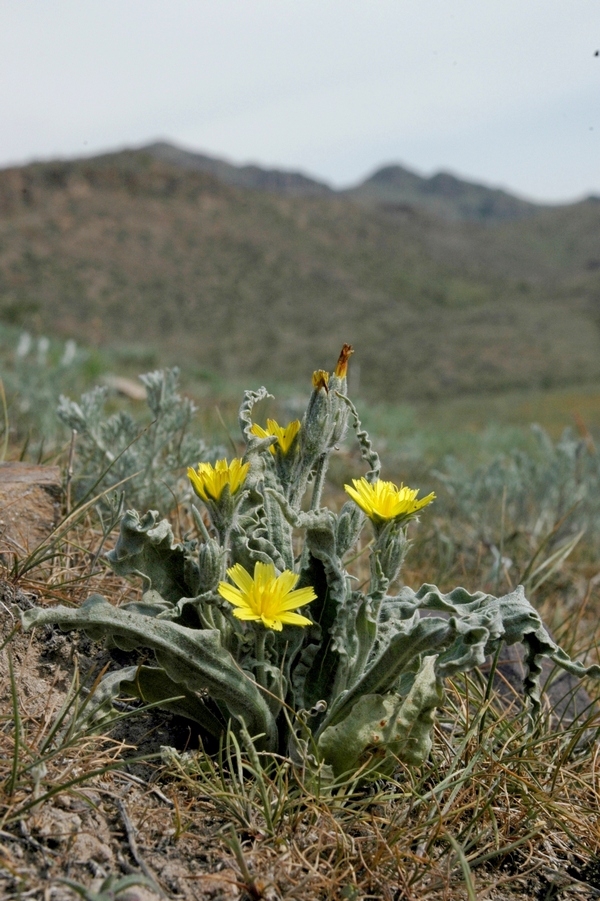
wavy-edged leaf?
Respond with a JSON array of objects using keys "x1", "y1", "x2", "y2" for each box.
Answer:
[
  {"x1": 317, "y1": 656, "x2": 443, "y2": 777},
  {"x1": 107, "y1": 509, "x2": 190, "y2": 601},
  {"x1": 20, "y1": 594, "x2": 277, "y2": 749}
]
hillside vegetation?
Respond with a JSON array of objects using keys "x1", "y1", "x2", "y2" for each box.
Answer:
[{"x1": 1, "y1": 147, "x2": 600, "y2": 403}]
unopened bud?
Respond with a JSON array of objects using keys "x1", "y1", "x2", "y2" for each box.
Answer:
[
  {"x1": 312, "y1": 370, "x2": 329, "y2": 392},
  {"x1": 197, "y1": 538, "x2": 225, "y2": 593},
  {"x1": 334, "y1": 344, "x2": 354, "y2": 379}
]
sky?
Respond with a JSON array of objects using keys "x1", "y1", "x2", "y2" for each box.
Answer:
[{"x1": 1, "y1": 1, "x2": 599, "y2": 203}]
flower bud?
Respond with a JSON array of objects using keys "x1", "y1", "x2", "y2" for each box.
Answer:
[
  {"x1": 333, "y1": 343, "x2": 354, "y2": 381},
  {"x1": 336, "y1": 500, "x2": 365, "y2": 558},
  {"x1": 301, "y1": 371, "x2": 333, "y2": 462},
  {"x1": 312, "y1": 370, "x2": 329, "y2": 392},
  {"x1": 197, "y1": 537, "x2": 225, "y2": 593},
  {"x1": 375, "y1": 521, "x2": 409, "y2": 584}
]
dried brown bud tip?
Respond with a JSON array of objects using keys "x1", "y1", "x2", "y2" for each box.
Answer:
[{"x1": 334, "y1": 344, "x2": 354, "y2": 378}]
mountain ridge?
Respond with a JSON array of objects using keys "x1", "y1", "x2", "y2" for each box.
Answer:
[
  {"x1": 343, "y1": 163, "x2": 545, "y2": 223},
  {"x1": 145, "y1": 141, "x2": 334, "y2": 199},
  {"x1": 143, "y1": 140, "x2": 549, "y2": 224}
]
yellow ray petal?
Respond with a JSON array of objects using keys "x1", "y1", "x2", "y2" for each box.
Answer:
[
  {"x1": 278, "y1": 611, "x2": 314, "y2": 627},
  {"x1": 217, "y1": 582, "x2": 247, "y2": 608},
  {"x1": 278, "y1": 586, "x2": 317, "y2": 612},
  {"x1": 226, "y1": 563, "x2": 255, "y2": 595}
]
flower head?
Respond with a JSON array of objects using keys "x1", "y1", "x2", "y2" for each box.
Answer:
[
  {"x1": 334, "y1": 343, "x2": 354, "y2": 379},
  {"x1": 250, "y1": 418, "x2": 301, "y2": 455},
  {"x1": 312, "y1": 370, "x2": 329, "y2": 392},
  {"x1": 344, "y1": 477, "x2": 435, "y2": 524},
  {"x1": 188, "y1": 458, "x2": 249, "y2": 502},
  {"x1": 218, "y1": 562, "x2": 315, "y2": 631}
]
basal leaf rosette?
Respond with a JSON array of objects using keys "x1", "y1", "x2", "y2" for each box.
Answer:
[
  {"x1": 218, "y1": 561, "x2": 315, "y2": 631},
  {"x1": 188, "y1": 457, "x2": 249, "y2": 535}
]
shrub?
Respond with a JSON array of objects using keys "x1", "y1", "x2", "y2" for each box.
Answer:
[{"x1": 21, "y1": 347, "x2": 600, "y2": 782}]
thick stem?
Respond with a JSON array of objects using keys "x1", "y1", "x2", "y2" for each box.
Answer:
[
  {"x1": 220, "y1": 525, "x2": 232, "y2": 575},
  {"x1": 255, "y1": 628, "x2": 267, "y2": 688},
  {"x1": 288, "y1": 460, "x2": 313, "y2": 510},
  {"x1": 310, "y1": 453, "x2": 329, "y2": 511}
]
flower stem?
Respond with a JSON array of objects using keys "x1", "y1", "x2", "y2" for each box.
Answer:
[
  {"x1": 255, "y1": 628, "x2": 267, "y2": 687},
  {"x1": 310, "y1": 453, "x2": 329, "y2": 510}
]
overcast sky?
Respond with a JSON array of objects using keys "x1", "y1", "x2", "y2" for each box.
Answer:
[{"x1": 1, "y1": 1, "x2": 599, "y2": 202}]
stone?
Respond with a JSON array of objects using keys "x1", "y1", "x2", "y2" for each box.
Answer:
[
  {"x1": 485, "y1": 641, "x2": 595, "y2": 725},
  {"x1": 103, "y1": 374, "x2": 147, "y2": 401},
  {"x1": 0, "y1": 462, "x2": 62, "y2": 559}
]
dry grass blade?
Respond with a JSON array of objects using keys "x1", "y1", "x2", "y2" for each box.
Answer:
[
  {"x1": 444, "y1": 832, "x2": 477, "y2": 901},
  {"x1": 3, "y1": 604, "x2": 600, "y2": 898},
  {"x1": 5, "y1": 651, "x2": 21, "y2": 799},
  {"x1": 0, "y1": 378, "x2": 9, "y2": 463},
  {"x1": 12, "y1": 467, "x2": 141, "y2": 579},
  {"x1": 153, "y1": 680, "x2": 600, "y2": 898},
  {"x1": 527, "y1": 530, "x2": 585, "y2": 595}
]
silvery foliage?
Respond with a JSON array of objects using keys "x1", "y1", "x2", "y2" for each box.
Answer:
[
  {"x1": 2, "y1": 331, "x2": 83, "y2": 450},
  {"x1": 22, "y1": 365, "x2": 600, "y2": 781},
  {"x1": 57, "y1": 367, "x2": 220, "y2": 511},
  {"x1": 438, "y1": 425, "x2": 600, "y2": 547}
]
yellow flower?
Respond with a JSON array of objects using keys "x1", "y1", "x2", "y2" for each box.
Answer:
[
  {"x1": 250, "y1": 418, "x2": 301, "y2": 455},
  {"x1": 344, "y1": 477, "x2": 435, "y2": 524},
  {"x1": 334, "y1": 343, "x2": 354, "y2": 378},
  {"x1": 188, "y1": 458, "x2": 249, "y2": 502},
  {"x1": 312, "y1": 370, "x2": 329, "y2": 392},
  {"x1": 218, "y1": 562, "x2": 315, "y2": 631}
]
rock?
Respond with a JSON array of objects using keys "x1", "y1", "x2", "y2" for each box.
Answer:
[
  {"x1": 103, "y1": 374, "x2": 147, "y2": 401},
  {"x1": 485, "y1": 641, "x2": 595, "y2": 725},
  {"x1": 0, "y1": 462, "x2": 62, "y2": 558},
  {"x1": 33, "y1": 806, "x2": 82, "y2": 842},
  {"x1": 70, "y1": 832, "x2": 114, "y2": 865}
]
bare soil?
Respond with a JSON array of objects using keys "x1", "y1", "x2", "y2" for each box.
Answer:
[{"x1": 0, "y1": 580, "x2": 247, "y2": 901}]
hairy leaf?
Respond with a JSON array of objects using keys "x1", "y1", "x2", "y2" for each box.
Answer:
[{"x1": 20, "y1": 595, "x2": 277, "y2": 748}]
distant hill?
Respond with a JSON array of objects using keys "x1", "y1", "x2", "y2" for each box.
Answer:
[
  {"x1": 1, "y1": 147, "x2": 600, "y2": 403},
  {"x1": 145, "y1": 141, "x2": 546, "y2": 224},
  {"x1": 145, "y1": 141, "x2": 334, "y2": 198},
  {"x1": 344, "y1": 164, "x2": 544, "y2": 223}
]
